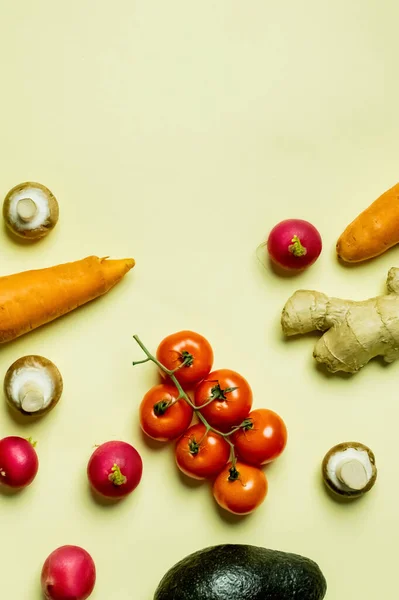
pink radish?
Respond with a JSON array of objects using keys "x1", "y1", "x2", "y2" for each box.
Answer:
[
  {"x1": 41, "y1": 545, "x2": 96, "y2": 600},
  {"x1": 0, "y1": 436, "x2": 38, "y2": 488},
  {"x1": 267, "y1": 219, "x2": 322, "y2": 271},
  {"x1": 87, "y1": 440, "x2": 143, "y2": 499}
]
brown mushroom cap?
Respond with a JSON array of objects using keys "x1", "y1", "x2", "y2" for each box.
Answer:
[
  {"x1": 322, "y1": 441, "x2": 377, "y2": 499},
  {"x1": 4, "y1": 355, "x2": 63, "y2": 417},
  {"x1": 3, "y1": 182, "x2": 59, "y2": 239}
]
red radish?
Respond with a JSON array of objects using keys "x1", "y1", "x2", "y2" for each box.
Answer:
[
  {"x1": 0, "y1": 436, "x2": 38, "y2": 488},
  {"x1": 87, "y1": 440, "x2": 143, "y2": 499},
  {"x1": 267, "y1": 219, "x2": 322, "y2": 271},
  {"x1": 41, "y1": 545, "x2": 96, "y2": 600}
]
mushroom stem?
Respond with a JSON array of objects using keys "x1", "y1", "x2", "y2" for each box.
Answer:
[
  {"x1": 336, "y1": 458, "x2": 368, "y2": 491},
  {"x1": 19, "y1": 382, "x2": 45, "y2": 413},
  {"x1": 17, "y1": 198, "x2": 38, "y2": 222}
]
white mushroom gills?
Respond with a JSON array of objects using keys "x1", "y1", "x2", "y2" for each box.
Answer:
[
  {"x1": 16, "y1": 198, "x2": 38, "y2": 222},
  {"x1": 326, "y1": 447, "x2": 374, "y2": 493},
  {"x1": 6, "y1": 185, "x2": 51, "y2": 231},
  {"x1": 8, "y1": 363, "x2": 56, "y2": 413}
]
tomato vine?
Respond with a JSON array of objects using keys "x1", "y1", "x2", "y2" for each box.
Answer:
[{"x1": 132, "y1": 334, "x2": 248, "y2": 469}]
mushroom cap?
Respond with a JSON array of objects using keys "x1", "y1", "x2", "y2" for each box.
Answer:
[
  {"x1": 4, "y1": 355, "x2": 63, "y2": 417},
  {"x1": 3, "y1": 181, "x2": 59, "y2": 239},
  {"x1": 322, "y1": 441, "x2": 377, "y2": 499}
]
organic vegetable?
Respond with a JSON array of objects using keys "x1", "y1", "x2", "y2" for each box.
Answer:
[
  {"x1": 87, "y1": 440, "x2": 143, "y2": 499},
  {"x1": 175, "y1": 424, "x2": 230, "y2": 480},
  {"x1": 154, "y1": 544, "x2": 327, "y2": 600},
  {"x1": 0, "y1": 255, "x2": 134, "y2": 344},
  {"x1": 133, "y1": 336, "x2": 240, "y2": 473},
  {"x1": 4, "y1": 355, "x2": 63, "y2": 416},
  {"x1": 337, "y1": 181, "x2": 399, "y2": 262},
  {"x1": 3, "y1": 181, "x2": 59, "y2": 240},
  {"x1": 194, "y1": 369, "x2": 253, "y2": 431},
  {"x1": 140, "y1": 384, "x2": 193, "y2": 441},
  {"x1": 133, "y1": 335, "x2": 279, "y2": 515},
  {"x1": 267, "y1": 219, "x2": 322, "y2": 271},
  {"x1": 213, "y1": 461, "x2": 267, "y2": 515},
  {"x1": 156, "y1": 331, "x2": 213, "y2": 386},
  {"x1": 281, "y1": 267, "x2": 399, "y2": 373},
  {"x1": 232, "y1": 409, "x2": 287, "y2": 465},
  {"x1": 322, "y1": 442, "x2": 377, "y2": 499},
  {"x1": 41, "y1": 545, "x2": 96, "y2": 600},
  {"x1": 0, "y1": 436, "x2": 38, "y2": 488}
]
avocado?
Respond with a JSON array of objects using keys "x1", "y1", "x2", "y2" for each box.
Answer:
[{"x1": 154, "y1": 544, "x2": 327, "y2": 600}]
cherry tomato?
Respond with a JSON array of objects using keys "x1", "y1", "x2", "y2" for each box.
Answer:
[
  {"x1": 232, "y1": 409, "x2": 287, "y2": 465},
  {"x1": 194, "y1": 369, "x2": 253, "y2": 431},
  {"x1": 139, "y1": 384, "x2": 193, "y2": 442},
  {"x1": 213, "y1": 462, "x2": 268, "y2": 515},
  {"x1": 156, "y1": 331, "x2": 214, "y2": 386},
  {"x1": 175, "y1": 424, "x2": 230, "y2": 480}
]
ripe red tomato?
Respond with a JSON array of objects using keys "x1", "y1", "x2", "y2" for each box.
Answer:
[
  {"x1": 232, "y1": 409, "x2": 287, "y2": 465},
  {"x1": 213, "y1": 462, "x2": 268, "y2": 515},
  {"x1": 194, "y1": 369, "x2": 253, "y2": 431},
  {"x1": 175, "y1": 423, "x2": 230, "y2": 480},
  {"x1": 156, "y1": 331, "x2": 214, "y2": 386},
  {"x1": 139, "y1": 384, "x2": 193, "y2": 441}
]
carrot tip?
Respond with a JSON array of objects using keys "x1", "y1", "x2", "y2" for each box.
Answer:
[{"x1": 100, "y1": 256, "x2": 135, "y2": 270}]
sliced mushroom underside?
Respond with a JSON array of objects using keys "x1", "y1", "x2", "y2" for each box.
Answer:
[{"x1": 4, "y1": 355, "x2": 63, "y2": 416}]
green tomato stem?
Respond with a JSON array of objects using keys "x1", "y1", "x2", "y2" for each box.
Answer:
[
  {"x1": 154, "y1": 400, "x2": 171, "y2": 416},
  {"x1": 132, "y1": 357, "x2": 151, "y2": 366},
  {"x1": 172, "y1": 351, "x2": 194, "y2": 371},
  {"x1": 133, "y1": 335, "x2": 238, "y2": 467},
  {"x1": 197, "y1": 396, "x2": 217, "y2": 408},
  {"x1": 228, "y1": 465, "x2": 240, "y2": 481}
]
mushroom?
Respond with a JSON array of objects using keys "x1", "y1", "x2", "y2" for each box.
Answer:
[
  {"x1": 322, "y1": 442, "x2": 377, "y2": 499},
  {"x1": 4, "y1": 355, "x2": 63, "y2": 417},
  {"x1": 3, "y1": 182, "x2": 59, "y2": 239}
]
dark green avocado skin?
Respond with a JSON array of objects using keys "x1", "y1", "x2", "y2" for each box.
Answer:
[{"x1": 154, "y1": 544, "x2": 327, "y2": 600}]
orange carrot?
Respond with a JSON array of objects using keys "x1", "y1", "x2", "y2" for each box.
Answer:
[
  {"x1": 337, "y1": 182, "x2": 399, "y2": 262},
  {"x1": 0, "y1": 256, "x2": 135, "y2": 343}
]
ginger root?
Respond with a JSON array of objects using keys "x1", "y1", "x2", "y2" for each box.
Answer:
[{"x1": 281, "y1": 268, "x2": 399, "y2": 373}]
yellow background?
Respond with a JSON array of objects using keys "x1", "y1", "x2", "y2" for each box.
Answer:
[{"x1": 0, "y1": 1, "x2": 397, "y2": 598}]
